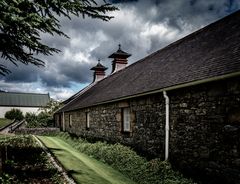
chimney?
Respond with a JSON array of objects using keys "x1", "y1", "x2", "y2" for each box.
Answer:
[
  {"x1": 90, "y1": 60, "x2": 108, "y2": 83},
  {"x1": 108, "y1": 44, "x2": 131, "y2": 73}
]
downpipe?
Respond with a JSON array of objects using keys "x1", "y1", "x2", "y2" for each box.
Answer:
[{"x1": 163, "y1": 91, "x2": 169, "y2": 160}]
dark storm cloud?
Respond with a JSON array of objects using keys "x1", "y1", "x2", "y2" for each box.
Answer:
[
  {"x1": 57, "y1": 61, "x2": 92, "y2": 85},
  {"x1": 4, "y1": 67, "x2": 39, "y2": 83},
  {"x1": 123, "y1": 0, "x2": 239, "y2": 51},
  {"x1": 0, "y1": 58, "x2": 41, "y2": 83},
  {"x1": 0, "y1": 0, "x2": 239, "y2": 99},
  {"x1": 110, "y1": 0, "x2": 239, "y2": 32},
  {"x1": 38, "y1": 53, "x2": 93, "y2": 87},
  {"x1": 0, "y1": 53, "x2": 93, "y2": 88},
  {"x1": 109, "y1": 0, "x2": 138, "y2": 3},
  {"x1": 41, "y1": 33, "x2": 70, "y2": 51},
  {"x1": 43, "y1": 0, "x2": 240, "y2": 68}
]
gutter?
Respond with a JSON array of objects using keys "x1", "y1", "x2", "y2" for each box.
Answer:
[{"x1": 163, "y1": 91, "x2": 169, "y2": 160}]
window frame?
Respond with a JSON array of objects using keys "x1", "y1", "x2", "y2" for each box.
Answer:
[
  {"x1": 86, "y1": 112, "x2": 90, "y2": 130},
  {"x1": 122, "y1": 107, "x2": 131, "y2": 132},
  {"x1": 69, "y1": 114, "x2": 72, "y2": 128}
]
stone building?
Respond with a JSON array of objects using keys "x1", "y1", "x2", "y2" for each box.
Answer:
[{"x1": 55, "y1": 10, "x2": 240, "y2": 183}]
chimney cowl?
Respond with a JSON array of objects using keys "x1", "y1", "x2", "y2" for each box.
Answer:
[
  {"x1": 90, "y1": 60, "x2": 107, "y2": 83},
  {"x1": 108, "y1": 44, "x2": 131, "y2": 73},
  {"x1": 108, "y1": 44, "x2": 131, "y2": 59}
]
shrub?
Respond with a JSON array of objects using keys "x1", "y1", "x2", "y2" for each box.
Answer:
[
  {"x1": 25, "y1": 112, "x2": 38, "y2": 128},
  {"x1": 37, "y1": 112, "x2": 54, "y2": 127},
  {"x1": 25, "y1": 112, "x2": 54, "y2": 128},
  {"x1": 5, "y1": 109, "x2": 24, "y2": 121},
  {"x1": 0, "y1": 173, "x2": 12, "y2": 184},
  {"x1": 57, "y1": 133, "x2": 194, "y2": 184},
  {"x1": 0, "y1": 135, "x2": 65, "y2": 183}
]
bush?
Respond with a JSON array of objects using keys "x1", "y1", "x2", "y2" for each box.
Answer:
[
  {"x1": 57, "y1": 133, "x2": 194, "y2": 184},
  {"x1": 0, "y1": 135, "x2": 65, "y2": 183},
  {"x1": 25, "y1": 112, "x2": 38, "y2": 127},
  {"x1": 25, "y1": 112, "x2": 54, "y2": 128},
  {"x1": 5, "y1": 109, "x2": 24, "y2": 121},
  {"x1": 37, "y1": 112, "x2": 54, "y2": 127}
]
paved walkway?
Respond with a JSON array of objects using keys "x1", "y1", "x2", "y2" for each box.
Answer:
[{"x1": 38, "y1": 136, "x2": 135, "y2": 184}]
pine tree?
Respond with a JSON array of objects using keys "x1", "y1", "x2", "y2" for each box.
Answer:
[{"x1": 0, "y1": 0, "x2": 118, "y2": 75}]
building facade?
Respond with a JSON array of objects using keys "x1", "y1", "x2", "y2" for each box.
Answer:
[
  {"x1": 55, "y1": 11, "x2": 240, "y2": 183},
  {"x1": 0, "y1": 92, "x2": 50, "y2": 118}
]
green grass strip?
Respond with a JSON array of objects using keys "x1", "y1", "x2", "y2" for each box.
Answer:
[
  {"x1": 38, "y1": 136, "x2": 136, "y2": 184},
  {"x1": 0, "y1": 118, "x2": 12, "y2": 128}
]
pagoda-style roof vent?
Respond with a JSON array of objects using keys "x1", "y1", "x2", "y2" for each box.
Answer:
[
  {"x1": 108, "y1": 44, "x2": 131, "y2": 59},
  {"x1": 108, "y1": 44, "x2": 131, "y2": 73},
  {"x1": 90, "y1": 60, "x2": 108, "y2": 83},
  {"x1": 91, "y1": 60, "x2": 108, "y2": 71}
]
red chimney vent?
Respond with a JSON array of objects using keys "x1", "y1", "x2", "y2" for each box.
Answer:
[
  {"x1": 90, "y1": 60, "x2": 108, "y2": 83},
  {"x1": 108, "y1": 44, "x2": 131, "y2": 73}
]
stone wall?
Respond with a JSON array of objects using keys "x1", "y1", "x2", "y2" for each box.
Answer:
[
  {"x1": 57, "y1": 76, "x2": 240, "y2": 183},
  {"x1": 63, "y1": 97, "x2": 166, "y2": 158},
  {"x1": 15, "y1": 128, "x2": 60, "y2": 135},
  {"x1": 169, "y1": 77, "x2": 240, "y2": 183}
]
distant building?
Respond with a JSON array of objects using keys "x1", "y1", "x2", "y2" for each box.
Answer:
[
  {"x1": 55, "y1": 10, "x2": 240, "y2": 183},
  {"x1": 0, "y1": 92, "x2": 50, "y2": 118}
]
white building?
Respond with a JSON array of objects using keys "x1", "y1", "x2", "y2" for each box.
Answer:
[{"x1": 0, "y1": 92, "x2": 50, "y2": 118}]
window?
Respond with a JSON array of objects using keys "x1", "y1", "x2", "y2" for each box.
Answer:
[
  {"x1": 58, "y1": 114, "x2": 61, "y2": 128},
  {"x1": 122, "y1": 108, "x2": 131, "y2": 132},
  {"x1": 69, "y1": 114, "x2": 72, "y2": 128},
  {"x1": 86, "y1": 112, "x2": 90, "y2": 129}
]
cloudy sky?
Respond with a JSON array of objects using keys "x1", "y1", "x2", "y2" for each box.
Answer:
[{"x1": 0, "y1": 0, "x2": 239, "y2": 100}]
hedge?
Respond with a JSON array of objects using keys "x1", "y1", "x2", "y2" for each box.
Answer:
[{"x1": 57, "y1": 132, "x2": 195, "y2": 184}]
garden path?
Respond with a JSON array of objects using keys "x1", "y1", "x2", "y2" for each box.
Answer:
[{"x1": 38, "y1": 136, "x2": 135, "y2": 184}]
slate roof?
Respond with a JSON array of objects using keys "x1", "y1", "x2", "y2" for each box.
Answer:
[
  {"x1": 0, "y1": 92, "x2": 50, "y2": 107},
  {"x1": 59, "y1": 10, "x2": 240, "y2": 113}
]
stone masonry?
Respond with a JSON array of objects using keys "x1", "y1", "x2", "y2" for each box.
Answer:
[
  {"x1": 169, "y1": 76, "x2": 240, "y2": 183},
  {"x1": 58, "y1": 76, "x2": 240, "y2": 184},
  {"x1": 63, "y1": 97, "x2": 165, "y2": 158}
]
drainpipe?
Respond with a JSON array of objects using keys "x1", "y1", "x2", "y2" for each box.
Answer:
[
  {"x1": 62, "y1": 111, "x2": 65, "y2": 131},
  {"x1": 163, "y1": 91, "x2": 169, "y2": 160}
]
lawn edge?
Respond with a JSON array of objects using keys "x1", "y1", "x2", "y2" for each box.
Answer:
[
  {"x1": 0, "y1": 119, "x2": 15, "y2": 131},
  {"x1": 33, "y1": 135, "x2": 76, "y2": 184}
]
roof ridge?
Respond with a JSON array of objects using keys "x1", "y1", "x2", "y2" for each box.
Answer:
[{"x1": 0, "y1": 91, "x2": 49, "y2": 95}]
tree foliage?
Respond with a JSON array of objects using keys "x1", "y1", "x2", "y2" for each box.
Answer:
[
  {"x1": 25, "y1": 112, "x2": 54, "y2": 127},
  {"x1": 0, "y1": 0, "x2": 118, "y2": 75},
  {"x1": 39, "y1": 99, "x2": 62, "y2": 116},
  {"x1": 25, "y1": 99, "x2": 62, "y2": 127},
  {"x1": 5, "y1": 108, "x2": 24, "y2": 121}
]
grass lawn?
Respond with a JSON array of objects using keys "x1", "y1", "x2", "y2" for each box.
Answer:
[
  {"x1": 38, "y1": 136, "x2": 136, "y2": 184},
  {"x1": 0, "y1": 118, "x2": 12, "y2": 128}
]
